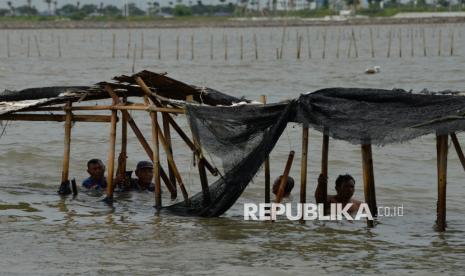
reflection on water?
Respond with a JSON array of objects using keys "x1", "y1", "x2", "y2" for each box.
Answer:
[{"x1": 1, "y1": 25, "x2": 465, "y2": 274}]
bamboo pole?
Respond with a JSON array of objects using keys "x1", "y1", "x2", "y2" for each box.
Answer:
[
  {"x1": 422, "y1": 28, "x2": 427, "y2": 57},
  {"x1": 280, "y1": 28, "x2": 286, "y2": 59},
  {"x1": 370, "y1": 28, "x2": 375, "y2": 58},
  {"x1": 300, "y1": 127, "x2": 309, "y2": 223},
  {"x1": 361, "y1": 143, "x2": 377, "y2": 228},
  {"x1": 240, "y1": 34, "x2": 244, "y2": 60},
  {"x1": 336, "y1": 29, "x2": 340, "y2": 59},
  {"x1": 398, "y1": 29, "x2": 402, "y2": 58},
  {"x1": 131, "y1": 43, "x2": 137, "y2": 73},
  {"x1": 61, "y1": 102, "x2": 73, "y2": 184},
  {"x1": 58, "y1": 35, "x2": 62, "y2": 57},
  {"x1": 351, "y1": 29, "x2": 358, "y2": 58},
  {"x1": 307, "y1": 28, "x2": 311, "y2": 59},
  {"x1": 27, "y1": 36, "x2": 31, "y2": 57},
  {"x1": 136, "y1": 77, "x2": 190, "y2": 204},
  {"x1": 387, "y1": 30, "x2": 392, "y2": 58},
  {"x1": 158, "y1": 35, "x2": 161, "y2": 60},
  {"x1": 224, "y1": 34, "x2": 228, "y2": 60},
  {"x1": 34, "y1": 35, "x2": 41, "y2": 57},
  {"x1": 112, "y1": 33, "x2": 116, "y2": 58},
  {"x1": 438, "y1": 28, "x2": 442, "y2": 56},
  {"x1": 126, "y1": 32, "x2": 131, "y2": 59},
  {"x1": 105, "y1": 87, "x2": 118, "y2": 201},
  {"x1": 6, "y1": 33, "x2": 10, "y2": 57},
  {"x1": 191, "y1": 34, "x2": 194, "y2": 60},
  {"x1": 0, "y1": 114, "x2": 113, "y2": 122},
  {"x1": 23, "y1": 105, "x2": 184, "y2": 114},
  {"x1": 150, "y1": 105, "x2": 162, "y2": 210},
  {"x1": 322, "y1": 31, "x2": 326, "y2": 59},
  {"x1": 210, "y1": 34, "x2": 214, "y2": 60},
  {"x1": 275, "y1": 151, "x2": 295, "y2": 204},
  {"x1": 410, "y1": 28, "x2": 414, "y2": 57},
  {"x1": 436, "y1": 134, "x2": 448, "y2": 231},
  {"x1": 450, "y1": 29, "x2": 454, "y2": 56},
  {"x1": 450, "y1": 133, "x2": 465, "y2": 171},
  {"x1": 163, "y1": 113, "x2": 176, "y2": 191},
  {"x1": 253, "y1": 33, "x2": 258, "y2": 60},
  {"x1": 176, "y1": 35, "x2": 180, "y2": 60},
  {"x1": 321, "y1": 133, "x2": 329, "y2": 206},
  {"x1": 260, "y1": 95, "x2": 271, "y2": 204},
  {"x1": 140, "y1": 32, "x2": 144, "y2": 59}
]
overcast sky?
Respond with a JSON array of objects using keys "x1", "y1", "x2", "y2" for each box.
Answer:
[{"x1": 0, "y1": 0, "x2": 238, "y2": 10}]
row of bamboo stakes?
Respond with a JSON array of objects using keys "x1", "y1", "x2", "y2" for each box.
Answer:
[
  {"x1": 1, "y1": 26, "x2": 461, "y2": 60},
  {"x1": 2, "y1": 87, "x2": 465, "y2": 231}
]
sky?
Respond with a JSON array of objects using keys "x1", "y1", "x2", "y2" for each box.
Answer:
[{"x1": 0, "y1": 0, "x2": 237, "y2": 10}]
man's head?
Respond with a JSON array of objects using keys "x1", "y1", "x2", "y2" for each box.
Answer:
[
  {"x1": 135, "y1": 161, "x2": 154, "y2": 185},
  {"x1": 87, "y1": 159, "x2": 105, "y2": 180},
  {"x1": 272, "y1": 175, "x2": 295, "y2": 197},
  {"x1": 335, "y1": 174, "x2": 355, "y2": 201}
]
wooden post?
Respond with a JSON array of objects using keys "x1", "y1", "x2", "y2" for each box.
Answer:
[
  {"x1": 410, "y1": 28, "x2": 414, "y2": 57},
  {"x1": 438, "y1": 29, "x2": 442, "y2": 56},
  {"x1": 163, "y1": 113, "x2": 176, "y2": 192},
  {"x1": 112, "y1": 33, "x2": 116, "y2": 58},
  {"x1": 224, "y1": 34, "x2": 228, "y2": 61},
  {"x1": 422, "y1": 28, "x2": 427, "y2": 57},
  {"x1": 336, "y1": 29, "x2": 340, "y2": 59},
  {"x1": 361, "y1": 143, "x2": 377, "y2": 228},
  {"x1": 275, "y1": 151, "x2": 295, "y2": 203},
  {"x1": 253, "y1": 33, "x2": 258, "y2": 60},
  {"x1": 176, "y1": 35, "x2": 180, "y2": 60},
  {"x1": 398, "y1": 29, "x2": 402, "y2": 58},
  {"x1": 131, "y1": 43, "x2": 137, "y2": 73},
  {"x1": 140, "y1": 32, "x2": 144, "y2": 59},
  {"x1": 117, "y1": 99, "x2": 128, "y2": 186},
  {"x1": 27, "y1": 36, "x2": 31, "y2": 57},
  {"x1": 34, "y1": 35, "x2": 41, "y2": 57},
  {"x1": 191, "y1": 34, "x2": 194, "y2": 60},
  {"x1": 307, "y1": 28, "x2": 311, "y2": 59},
  {"x1": 370, "y1": 28, "x2": 374, "y2": 58},
  {"x1": 150, "y1": 108, "x2": 162, "y2": 210},
  {"x1": 260, "y1": 95, "x2": 271, "y2": 204},
  {"x1": 61, "y1": 102, "x2": 73, "y2": 184},
  {"x1": 322, "y1": 31, "x2": 326, "y2": 59},
  {"x1": 240, "y1": 34, "x2": 243, "y2": 60},
  {"x1": 158, "y1": 35, "x2": 161, "y2": 60},
  {"x1": 387, "y1": 30, "x2": 392, "y2": 58},
  {"x1": 450, "y1": 29, "x2": 454, "y2": 56},
  {"x1": 450, "y1": 133, "x2": 465, "y2": 171},
  {"x1": 300, "y1": 127, "x2": 309, "y2": 222},
  {"x1": 436, "y1": 134, "x2": 448, "y2": 231},
  {"x1": 351, "y1": 29, "x2": 358, "y2": 58},
  {"x1": 105, "y1": 89, "x2": 118, "y2": 201},
  {"x1": 126, "y1": 32, "x2": 131, "y2": 59},
  {"x1": 6, "y1": 33, "x2": 10, "y2": 57},
  {"x1": 321, "y1": 133, "x2": 329, "y2": 205},
  {"x1": 210, "y1": 34, "x2": 214, "y2": 60},
  {"x1": 58, "y1": 35, "x2": 62, "y2": 57}
]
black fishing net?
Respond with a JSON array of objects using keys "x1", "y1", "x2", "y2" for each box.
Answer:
[{"x1": 167, "y1": 88, "x2": 465, "y2": 217}]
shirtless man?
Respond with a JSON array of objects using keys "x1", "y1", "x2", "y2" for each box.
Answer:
[{"x1": 315, "y1": 173, "x2": 362, "y2": 214}]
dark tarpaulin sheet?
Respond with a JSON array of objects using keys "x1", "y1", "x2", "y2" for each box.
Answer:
[{"x1": 166, "y1": 88, "x2": 465, "y2": 217}]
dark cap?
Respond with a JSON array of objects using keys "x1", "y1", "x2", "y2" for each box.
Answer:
[{"x1": 136, "y1": 161, "x2": 153, "y2": 170}]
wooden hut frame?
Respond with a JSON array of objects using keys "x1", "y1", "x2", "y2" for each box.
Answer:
[{"x1": 1, "y1": 72, "x2": 464, "y2": 232}]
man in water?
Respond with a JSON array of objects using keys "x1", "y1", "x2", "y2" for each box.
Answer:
[
  {"x1": 315, "y1": 174, "x2": 362, "y2": 214},
  {"x1": 272, "y1": 175, "x2": 294, "y2": 202},
  {"x1": 118, "y1": 161, "x2": 155, "y2": 192},
  {"x1": 82, "y1": 159, "x2": 107, "y2": 190}
]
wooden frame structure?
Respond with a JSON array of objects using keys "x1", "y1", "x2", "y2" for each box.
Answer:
[{"x1": 1, "y1": 75, "x2": 464, "y2": 232}]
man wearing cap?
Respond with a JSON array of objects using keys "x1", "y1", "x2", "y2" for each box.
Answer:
[{"x1": 119, "y1": 161, "x2": 155, "y2": 192}]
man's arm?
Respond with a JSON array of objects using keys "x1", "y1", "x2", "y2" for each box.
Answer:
[{"x1": 314, "y1": 174, "x2": 328, "y2": 204}]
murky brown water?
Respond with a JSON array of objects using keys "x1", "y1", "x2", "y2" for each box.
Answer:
[{"x1": 1, "y1": 25, "x2": 465, "y2": 275}]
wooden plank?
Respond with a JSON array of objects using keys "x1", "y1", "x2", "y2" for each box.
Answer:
[
  {"x1": 61, "y1": 102, "x2": 72, "y2": 184},
  {"x1": 0, "y1": 114, "x2": 113, "y2": 123}
]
